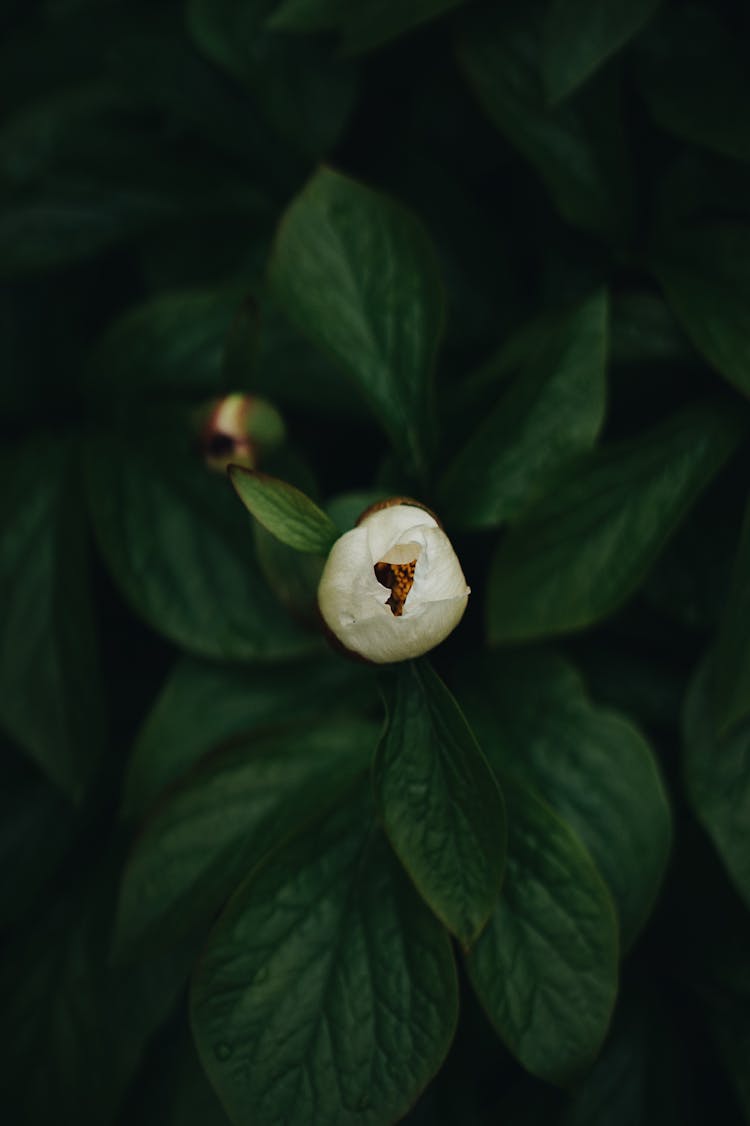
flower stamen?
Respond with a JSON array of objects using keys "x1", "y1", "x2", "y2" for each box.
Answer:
[{"x1": 374, "y1": 559, "x2": 417, "y2": 616}]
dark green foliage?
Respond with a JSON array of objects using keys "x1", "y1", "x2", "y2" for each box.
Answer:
[
  {"x1": 4, "y1": 0, "x2": 750, "y2": 1123},
  {"x1": 191, "y1": 787, "x2": 458, "y2": 1125},
  {"x1": 374, "y1": 660, "x2": 506, "y2": 946}
]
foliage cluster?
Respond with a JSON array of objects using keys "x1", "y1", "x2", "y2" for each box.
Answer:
[{"x1": 3, "y1": 1, "x2": 750, "y2": 1123}]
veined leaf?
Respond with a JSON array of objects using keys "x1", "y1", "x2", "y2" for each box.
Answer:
[
  {"x1": 269, "y1": 167, "x2": 443, "y2": 480},
  {"x1": 374, "y1": 660, "x2": 506, "y2": 946},
  {"x1": 229, "y1": 466, "x2": 339, "y2": 554},
  {"x1": 487, "y1": 403, "x2": 744, "y2": 643},
  {"x1": 191, "y1": 787, "x2": 458, "y2": 1125},
  {"x1": 122, "y1": 653, "x2": 374, "y2": 819},
  {"x1": 466, "y1": 777, "x2": 618, "y2": 1083},
  {"x1": 455, "y1": 650, "x2": 672, "y2": 949},
  {"x1": 437, "y1": 290, "x2": 607, "y2": 530},
  {"x1": 114, "y1": 718, "x2": 378, "y2": 959},
  {"x1": 85, "y1": 433, "x2": 317, "y2": 662}
]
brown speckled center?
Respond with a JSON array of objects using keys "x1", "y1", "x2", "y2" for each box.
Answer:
[{"x1": 374, "y1": 559, "x2": 417, "y2": 617}]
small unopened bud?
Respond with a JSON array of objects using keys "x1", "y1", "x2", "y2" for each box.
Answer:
[
  {"x1": 318, "y1": 499, "x2": 470, "y2": 664},
  {"x1": 198, "y1": 393, "x2": 285, "y2": 473}
]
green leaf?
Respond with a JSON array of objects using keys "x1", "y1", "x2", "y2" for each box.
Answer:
[
  {"x1": 374, "y1": 660, "x2": 506, "y2": 947},
  {"x1": 458, "y1": 3, "x2": 632, "y2": 238},
  {"x1": 684, "y1": 659, "x2": 750, "y2": 911},
  {"x1": 455, "y1": 651, "x2": 672, "y2": 949},
  {"x1": 466, "y1": 777, "x2": 618, "y2": 1084},
  {"x1": 85, "y1": 433, "x2": 317, "y2": 662},
  {"x1": 0, "y1": 437, "x2": 104, "y2": 801},
  {"x1": 653, "y1": 224, "x2": 750, "y2": 401},
  {"x1": 636, "y1": 5, "x2": 750, "y2": 163},
  {"x1": 269, "y1": 0, "x2": 466, "y2": 54},
  {"x1": 269, "y1": 167, "x2": 444, "y2": 479},
  {"x1": 84, "y1": 287, "x2": 245, "y2": 404},
  {"x1": 437, "y1": 291, "x2": 607, "y2": 530},
  {"x1": 190, "y1": 788, "x2": 458, "y2": 1125},
  {"x1": 187, "y1": 0, "x2": 358, "y2": 158},
  {"x1": 122, "y1": 653, "x2": 375, "y2": 819},
  {"x1": 253, "y1": 296, "x2": 369, "y2": 420},
  {"x1": 487, "y1": 403, "x2": 744, "y2": 643},
  {"x1": 711, "y1": 495, "x2": 750, "y2": 734},
  {"x1": 114, "y1": 717, "x2": 378, "y2": 959},
  {"x1": 229, "y1": 466, "x2": 339, "y2": 554},
  {"x1": 543, "y1": 0, "x2": 662, "y2": 103}
]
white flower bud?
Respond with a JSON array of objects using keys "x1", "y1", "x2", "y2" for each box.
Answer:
[{"x1": 318, "y1": 500, "x2": 470, "y2": 664}]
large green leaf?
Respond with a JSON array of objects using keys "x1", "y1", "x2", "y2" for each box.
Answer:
[
  {"x1": 543, "y1": 0, "x2": 662, "y2": 103},
  {"x1": 466, "y1": 777, "x2": 618, "y2": 1084},
  {"x1": 253, "y1": 296, "x2": 369, "y2": 420},
  {"x1": 122, "y1": 654, "x2": 374, "y2": 818},
  {"x1": 0, "y1": 437, "x2": 104, "y2": 801},
  {"x1": 191, "y1": 788, "x2": 458, "y2": 1125},
  {"x1": 684, "y1": 659, "x2": 750, "y2": 911},
  {"x1": 713, "y1": 494, "x2": 750, "y2": 734},
  {"x1": 455, "y1": 651, "x2": 672, "y2": 949},
  {"x1": 458, "y1": 3, "x2": 632, "y2": 238},
  {"x1": 84, "y1": 287, "x2": 245, "y2": 404},
  {"x1": 85, "y1": 433, "x2": 317, "y2": 662},
  {"x1": 114, "y1": 717, "x2": 378, "y2": 959},
  {"x1": 269, "y1": 0, "x2": 466, "y2": 53},
  {"x1": 653, "y1": 225, "x2": 750, "y2": 401},
  {"x1": 374, "y1": 661, "x2": 505, "y2": 947},
  {"x1": 437, "y1": 291, "x2": 607, "y2": 530},
  {"x1": 269, "y1": 167, "x2": 443, "y2": 480},
  {"x1": 636, "y1": 5, "x2": 750, "y2": 163},
  {"x1": 487, "y1": 403, "x2": 744, "y2": 643},
  {"x1": 187, "y1": 0, "x2": 357, "y2": 158},
  {"x1": 229, "y1": 466, "x2": 339, "y2": 554}
]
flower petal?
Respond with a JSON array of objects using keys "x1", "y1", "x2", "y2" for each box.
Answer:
[{"x1": 361, "y1": 504, "x2": 438, "y2": 562}]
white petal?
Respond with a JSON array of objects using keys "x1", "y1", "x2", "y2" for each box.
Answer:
[
  {"x1": 332, "y1": 591, "x2": 468, "y2": 663},
  {"x1": 409, "y1": 526, "x2": 470, "y2": 606},
  {"x1": 317, "y1": 526, "x2": 385, "y2": 628},
  {"x1": 360, "y1": 503, "x2": 437, "y2": 562}
]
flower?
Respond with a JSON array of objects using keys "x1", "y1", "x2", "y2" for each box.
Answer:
[
  {"x1": 317, "y1": 499, "x2": 470, "y2": 664},
  {"x1": 198, "y1": 393, "x2": 285, "y2": 473}
]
